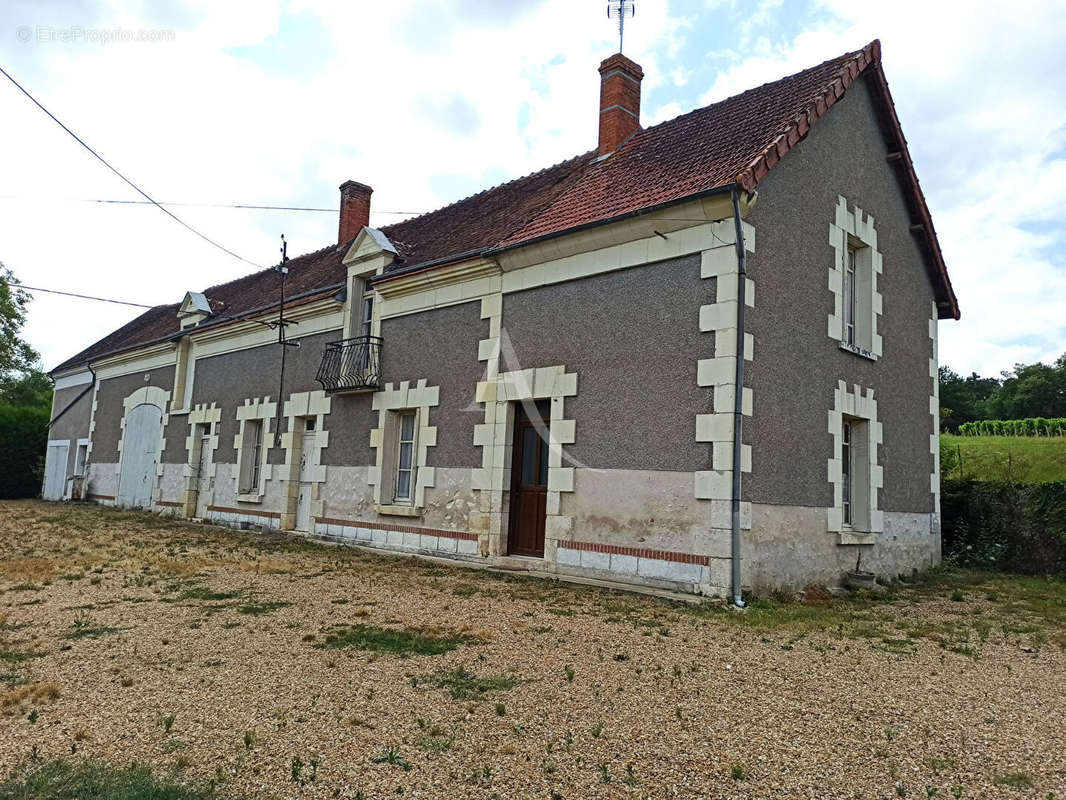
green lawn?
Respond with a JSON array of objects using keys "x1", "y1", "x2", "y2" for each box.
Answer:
[{"x1": 942, "y1": 433, "x2": 1066, "y2": 482}]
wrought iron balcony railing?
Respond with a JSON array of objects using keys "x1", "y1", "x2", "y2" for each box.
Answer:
[{"x1": 315, "y1": 335, "x2": 383, "y2": 393}]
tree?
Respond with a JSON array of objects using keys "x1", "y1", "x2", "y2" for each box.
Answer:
[
  {"x1": 0, "y1": 369, "x2": 52, "y2": 410},
  {"x1": 938, "y1": 366, "x2": 1000, "y2": 430},
  {"x1": 0, "y1": 263, "x2": 39, "y2": 380}
]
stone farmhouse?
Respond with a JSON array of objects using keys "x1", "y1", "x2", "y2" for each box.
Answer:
[{"x1": 43, "y1": 41, "x2": 959, "y2": 598}]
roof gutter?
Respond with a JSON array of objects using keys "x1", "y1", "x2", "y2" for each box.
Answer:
[{"x1": 728, "y1": 186, "x2": 748, "y2": 608}]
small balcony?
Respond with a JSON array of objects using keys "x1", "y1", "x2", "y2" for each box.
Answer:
[{"x1": 316, "y1": 335, "x2": 383, "y2": 393}]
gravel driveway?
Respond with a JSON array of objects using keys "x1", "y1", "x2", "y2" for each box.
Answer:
[{"x1": 1, "y1": 501, "x2": 1064, "y2": 799}]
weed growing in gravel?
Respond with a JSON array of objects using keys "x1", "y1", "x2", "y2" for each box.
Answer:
[
  {"x1": 315, "y1": 624, "x2": 478, "y2": 656},
  {"x1": 731, "y1": 763, "x2": 749, "y2": 780},
  {"x1": 290, "y1": 756, "x2": 319, "y2": 785},
  {"x1": 160, "y1": 713, "x2": 176, "y2": 733},
  {"x1": 237, "y1": 601, "x2": 291, "y2": 616},
  {"x1": 421, "y1": 667, "x2": 518, "y2": 700},
  {"x1": 370, "y1": 748, "x2": 411, "y2": 771},
  {"x1": 243, "y1": 730, "x2": 256, "y2": 750},
  {"x1": 590, "y1": 722, "x2": 603, "y2": 738},
  {"x1": 564, "y1": 664, "x2": 575, "y2": 682}
]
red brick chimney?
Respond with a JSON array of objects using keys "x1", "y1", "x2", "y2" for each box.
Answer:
[
  {"x1": 598, "y1": 53, "x2": 643, "y2": 156},
  {"x1": 338, "y1": 180, "x2": 373, "y2": 245}
]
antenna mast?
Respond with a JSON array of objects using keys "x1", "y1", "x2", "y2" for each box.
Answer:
[{"x1": 607, "y1": 0, "x2": 635, "y2": 53}]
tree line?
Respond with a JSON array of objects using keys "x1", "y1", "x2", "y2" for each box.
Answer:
[
  {"x1": 0, "y1": 263, "x2": 52, "y2": 498},
  {"x1": 939, "y1": 354, "x2": 1066, "y2": 432}
]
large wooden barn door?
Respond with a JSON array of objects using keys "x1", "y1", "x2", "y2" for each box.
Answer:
[{"x1": 117, "y1": 403, "x2": 162, "y2": 508}]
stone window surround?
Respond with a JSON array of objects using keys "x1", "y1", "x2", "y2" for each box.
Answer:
[
  {"x1": 368, "y1": 380, "x2": 439, "y2": 513},
  {"x1": 115, "y1": 385, "x2": 171, "y2": 492},
  {"x1": 233, "y1": 396, "x2": 277, "y2": 503},
  {"x1": 278, "y1": 390, "x2": 332, "y2": 531},
  {"x1": 181, "y1": 403, "x2": 222, "y2": 517},
  {"x1": 694, "y1": 224, "x2": 755, "y2": 538},
  {"x1": 828, "y1": 195, "x2": 883, "y2": 359},
  {"x1": 828, "y1": 380, "x2": 884, "y2": 543}
]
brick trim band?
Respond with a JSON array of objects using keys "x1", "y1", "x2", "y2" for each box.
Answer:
[
  {"x1": 156, "y1": 500, "x2": 182, "y2": 508},
  {"x1": 558, "y1": 540, "x2": 709, "y2": 566},
  {"x1": 207, "y1": 504, "x2": 281, "y2": 519},
  {"x1": 315, "y1": 516, "x2": 479, "y2": 542},
  {"x1": 87, "y1": 493, "x2": 115, "y2": 501}
]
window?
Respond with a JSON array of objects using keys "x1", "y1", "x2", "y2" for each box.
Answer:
[
  {"x1": 74, "y1": 442, "x2": 88, "y2": 477},
  {"x1": 360, "y1": 291, "x2": 374, "y2": 339},
  {"x1": 829, "y1": 197, "x2": 882, "y2": 359},
  {"x1": 840, "y1": 415, "x2": 871, "y2": 531},
  {"x1": 239, "y1": 419, "x2": 264, "y2": 494},
  {"x1": 843, "y1": 245, "x2": 857, "y2": 347},
  {"x1": 393, "y1": 411, "x2": 417, "y2": 503}
]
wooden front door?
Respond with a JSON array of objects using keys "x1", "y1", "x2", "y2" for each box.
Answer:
[{"x1": 507, "y1": 402, "x2": 550, "y2": 557}]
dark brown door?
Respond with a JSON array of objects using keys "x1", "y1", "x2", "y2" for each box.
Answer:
[{"x1": 507, "y1": 402, "x2": 550, "y2": 557}]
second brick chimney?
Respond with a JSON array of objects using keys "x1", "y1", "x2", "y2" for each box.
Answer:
[
  {"x1": 338, "y1": 180, "x2": 373, "y2": 245},
  {"x1": 597, "y1": 53, "x2": 644, "y2": 156}
]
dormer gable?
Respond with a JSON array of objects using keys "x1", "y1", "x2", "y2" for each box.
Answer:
[
  {"x1": 177, "y1": 291, "x2": 212, "y2": 330},
  {"x1": 342, "y1": 226, "x2": 398, "y2": 276}
]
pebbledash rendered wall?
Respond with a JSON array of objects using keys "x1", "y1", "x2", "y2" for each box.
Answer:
[{"x1": 741, "y1": 73, "x2": 941, "y2": 588}]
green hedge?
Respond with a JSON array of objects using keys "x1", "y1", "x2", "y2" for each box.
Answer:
[
  {"x1": 957, "y1": 418, "x2": 1066, "y2": 436},
  {"x1": 941, "y1": 479, "x2": 1066, "y2": 574},
  {"x1": 0, "y1": 405, "x2": 49, "y2": 498}
]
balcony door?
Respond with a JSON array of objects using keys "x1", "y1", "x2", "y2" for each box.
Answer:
[{"x1": 507, "y1": 401, "x2": 550, "y2": 558}]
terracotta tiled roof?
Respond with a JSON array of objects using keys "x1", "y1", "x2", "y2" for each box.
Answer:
[{"x1": 51, "y1": 39, "x2": 957, "y2": 374}]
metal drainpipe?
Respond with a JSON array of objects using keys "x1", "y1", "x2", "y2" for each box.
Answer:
[
  {"x1": 729, "y1": 186, "x2": 748, "y2": 608},
  {"x1": 46, "y1": 362, "x2": 96, "y2": 430}
]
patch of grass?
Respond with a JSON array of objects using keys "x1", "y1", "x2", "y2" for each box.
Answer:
[
  {"x1": 315, "y1": 624, "x2": 478, "y2": 656},
  {"x1": 942, "y1": 433, "x2": 1066, "y2": 483},
  {"x1": 0, "y1": 650, "x2": 43, "y2": 664},
  {"x1": 992, "y1": 771, "x2": 1034, "y2": 789},
  {"x1": 0, "y1": 759, "x2": 228, "y2": 799},
  {"x1": 180, "y1": 586, "x2": 243, "y2": 602},
  {"x1": 236, "y1": 601, "x2": 291, "y2": 616},
  {"x1": 421, "y1": 667, "x2": 519, "y2": 700}
]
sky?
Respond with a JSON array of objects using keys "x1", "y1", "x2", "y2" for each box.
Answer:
[{"x1": 1, "y1": 0, "x2": 1064, "y2": 379}]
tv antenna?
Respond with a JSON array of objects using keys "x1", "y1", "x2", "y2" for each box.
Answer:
[{"x1": 607, "y1": 0, "x2": 635, "y2": 53}]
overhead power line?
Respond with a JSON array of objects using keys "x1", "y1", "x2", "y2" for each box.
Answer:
[
  {"x1": 0, "y1": 63, "x2": 264, "y2": 268},
  {"x1": 4, "y1": 282, "x2": 154, "y2": 309},
  {"x1": 0, "y1": 196, "x2": 425, "y2": 215}
]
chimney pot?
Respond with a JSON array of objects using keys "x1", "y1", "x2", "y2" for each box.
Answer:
[
  {"x1": 597, "y1": 53, "x2": 643, "y2": 156},
  {"x1": 338, "y1": 180, "x2": 373, "y2": 245}
]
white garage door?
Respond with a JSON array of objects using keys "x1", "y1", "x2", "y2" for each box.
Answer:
[
  {"x1": 117, "y1": 403, "x2": 163, "y2": 508},
  {"x1": 43, "y1": 442, "x2": 69, "y2": 501}
]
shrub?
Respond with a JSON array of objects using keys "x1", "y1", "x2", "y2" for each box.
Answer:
[
  {"x1": 941, "y1": 479, "x2": 1066, "y2": 574},
  {"x1": 0, "y1": 405, "x2": 48, "y2": 498}
]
